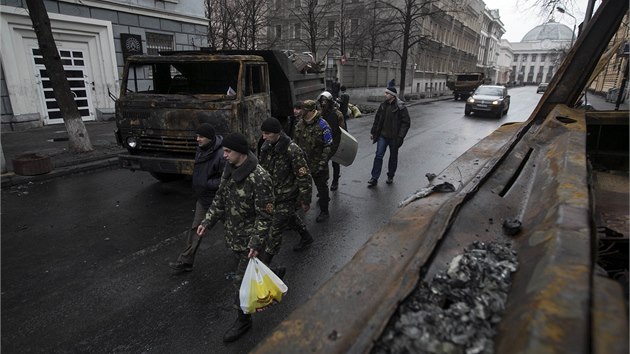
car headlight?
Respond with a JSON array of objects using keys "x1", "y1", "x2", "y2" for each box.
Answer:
[
  {"x1": 492, "y1": 100, "x2": 500, "y2": 105},
  {"x1": 467, "y1": 97, "x2": 475, "y2": 103},
  {"x1": 126, "y1": 136, "x2": 139, "y2": 149}
]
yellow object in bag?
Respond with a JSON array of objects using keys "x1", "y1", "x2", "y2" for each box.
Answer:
[{"x1": 239, "y1": 258, "x2": 288, "y2": 314}]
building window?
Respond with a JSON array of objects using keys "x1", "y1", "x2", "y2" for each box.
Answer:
[
  {"x1": 513, "y1": 54, "x2": 519, "y2": 62},
  {"x1": 294, "y1": 23, "x2": 301, "y2": 39},
  {"x1": 275, "y1": 25, "x2": 282, "y2": 40},
  {"x1": 327, "y1": 20, "x2": 335, "y2": 38},
  {"x1": 146, "y1": 32, "x2": 174, "y2": 55},
  {"x1": 350, "y1": 18, "x2": 359, "y2": 36},
  {"x1": 522, "y1": 54, "x2": 528, "y2": 62},
  {"x1": 531, "y1": 54, "x2": 538, "y2": 62},
  {"x1": 541, "y1": 54, "x2": 547, "y2": 62}
]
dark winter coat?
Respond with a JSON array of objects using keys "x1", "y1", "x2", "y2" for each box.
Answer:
[
  {"x1": 192, "y1": 135, "x2": 226, "y2": 209},
  {"x1": 370, "y1": 98, "x2": 411, "y2": 148},
  {"x1": 321, "y1": 107, "x2": 343, "y2": 155}
]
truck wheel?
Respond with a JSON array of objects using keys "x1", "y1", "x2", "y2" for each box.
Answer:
[
  {"x1": 150, "y1": 172, "x2": 185, "y2": 182},
  {"x1": 464, "y1": 109, "x2": 471, "y2": 116}
]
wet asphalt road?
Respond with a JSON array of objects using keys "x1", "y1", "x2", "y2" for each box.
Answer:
[{"x1": 1, "y1": 87, "x2": 540, "y2": 353}]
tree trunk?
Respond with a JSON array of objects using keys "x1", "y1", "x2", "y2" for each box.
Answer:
[{"x1": 25, "y1": 0, "x2": 94, "y2": 153}]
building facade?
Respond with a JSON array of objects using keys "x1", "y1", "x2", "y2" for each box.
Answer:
[
  {"x1": 0, "y1": 0, "x2": 208, "y2": 130},
  {"x1": 266, "y1": 0, "x2": 505, "y2": 96}
]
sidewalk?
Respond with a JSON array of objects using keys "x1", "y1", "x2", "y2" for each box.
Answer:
[{"x1": 1, "y1": 121, "x2": 124, "y2": 188}]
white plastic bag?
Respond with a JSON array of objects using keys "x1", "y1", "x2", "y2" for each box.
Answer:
[{"x1": 239, "y1": 257, "x2": 288, "y2": 314}]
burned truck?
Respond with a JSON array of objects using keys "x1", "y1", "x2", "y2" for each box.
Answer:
[
  {"x1": 254, "y1": 1, "x2": 628, "y2": 353},
  {"x1": 114, "y1": 50, "x2": 324, "y2": 181}
]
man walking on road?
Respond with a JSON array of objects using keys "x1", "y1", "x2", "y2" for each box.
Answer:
[
  {"x1": 367, "y1": 87, "x2": 410, "y2": 188},
  {"x1": 196, "y1": 132, "x2": 275, "y2": 343},
  {"x1": 169, "y1": 123, "x2": 225, "y2": 272},
  {"x1": 293, "y1": 100, "x2": 333, "y2": 223},
  {"x1": 258, "y1": 117, "x2": 314, "y2": 255}
]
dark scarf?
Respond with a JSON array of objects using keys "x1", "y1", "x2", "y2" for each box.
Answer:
[
  {"x1": 260, "y1": 133, "x2": 290, "y2": 154},
  {"x1": 223, "y1": 151, "x2": 258, "y2": 182}
]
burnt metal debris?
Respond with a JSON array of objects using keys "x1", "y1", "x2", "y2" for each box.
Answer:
[
  {"x1": 501, "y1": 219, "x2": 522, "y2": 236},
  {"x1": 398, "y1": 182, "x2": 456, "y2": 208},
  {"x1": 372, "y1": 241, "x2": 518, "y2": 354}
]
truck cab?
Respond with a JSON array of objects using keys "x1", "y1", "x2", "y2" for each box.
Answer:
[{"x1": 114, "y1": 50, "x2": 324, "y2": 181}]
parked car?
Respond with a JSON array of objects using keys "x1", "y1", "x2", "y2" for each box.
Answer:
[
  {"x1": 537, "y1": 82, "x2": 549, "y2": 93},
  {"x1": 464, "y1": 85, "x2": 510, "y2": 118}
]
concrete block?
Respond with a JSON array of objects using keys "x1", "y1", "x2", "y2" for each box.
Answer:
[
  {"x1": 139, "y1": 15, "x2": 161, "y2": 30},
  {"x1": 59, "y1": 2, "x2": 90, "y2": 17},
  {"x1": 160, "y1": 18, "x2": 181, "y2": 32},
  {"x1": 90, "y1": 8, "x2": 118, "y2": 23},
  {"x1": 118, "y1": 12, "x2": 139, "y2": 26}
]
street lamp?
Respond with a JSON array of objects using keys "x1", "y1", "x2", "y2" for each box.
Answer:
[{"x1": 556, "y1": 6, "x2": 576, "y2": 47}]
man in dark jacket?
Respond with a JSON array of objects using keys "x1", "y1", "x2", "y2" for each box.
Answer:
[
  {"x1": 318, "y1": 91, "x2": 345, "y2": 192},
  {"x1": 368, "y1": 87, "x2": 411, "y2": 187},
  {"x1": 169, "y1": 123, "x2": 225, "y2": 272}
]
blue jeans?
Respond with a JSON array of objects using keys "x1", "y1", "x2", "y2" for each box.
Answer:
[{"x1": 370, "y1": 136, "x2": 398, "y2": 181}]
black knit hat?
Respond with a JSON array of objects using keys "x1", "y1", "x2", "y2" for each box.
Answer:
[
  {"x1": 385, "y1": 87, "x2": 398, "y2": 96},
  {"x1": 195, "y1": 123, "x2": 216, "y2": 139},
  {"x1": 222, "y1": 132, "x2": 249, "y2": 154},
  {"x1": 261, "y1": 117, "x2": 283, "y2": 133}
]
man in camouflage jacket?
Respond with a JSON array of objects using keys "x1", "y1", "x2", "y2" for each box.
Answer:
[
  {"x1": 197, "y1": 132, "x2": 274, "y2": 343},
  {"x1": 258, "y1": 117, "x2": 314, "y2": 256},
  {"x1": 293, "y1": 100, "x2": 333, "y2": 223}
]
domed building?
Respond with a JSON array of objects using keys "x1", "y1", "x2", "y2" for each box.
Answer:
[{"x1": 509, "y1": 20, "x2": 575, "y2": 85}]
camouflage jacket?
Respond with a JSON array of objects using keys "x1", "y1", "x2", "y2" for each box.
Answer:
[
  {"x1": 201, "y1": 152, "x2": 274, "y2": 252},
  {"x1": 259, "y1": 133, "x2": 313, "y2": 206},
  {"x1": 293, "y1": 112, "x2": 333, "y2": 175}
]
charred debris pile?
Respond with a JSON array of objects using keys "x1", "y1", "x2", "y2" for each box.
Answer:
[{"x1": 373, "y1": 241, "x2": 518, "y2": 354}]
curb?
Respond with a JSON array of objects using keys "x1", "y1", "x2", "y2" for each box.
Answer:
[{"x1": 1, "y1": 157, "x2": 120, "y2": 189}]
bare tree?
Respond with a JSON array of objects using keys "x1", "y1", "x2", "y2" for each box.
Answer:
[
  {"x1": 378, "y1": 0, "x2": 458, "y2": 97},
  {"x1": 206, "y1": 0, "x2": 239, "y2": 49},
  {"x1": 348, "y1": 0, "x2": 391, "y2": 60},
  {"x1": 25, "y1": 0, "x2": 93, "y2": 153},
  {"x1": 290, "y1": 0, "x2": 336, "y2": 61},
  {"x1": 206, "y1": 0, "x2": 270, "y2": 50}
]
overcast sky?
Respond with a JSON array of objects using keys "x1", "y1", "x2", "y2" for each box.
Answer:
[{"x1": 483, "y1": 0, "x2": 589, "y2": 43}]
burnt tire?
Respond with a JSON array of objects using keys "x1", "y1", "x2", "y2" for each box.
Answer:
[{"x1": 150, "y1": 172, "x2": 185, "y2": 182}]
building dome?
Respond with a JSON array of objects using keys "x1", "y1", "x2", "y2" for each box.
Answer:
[{"x1": 521, "y1": 20, "x2": 574, "y2": 42}]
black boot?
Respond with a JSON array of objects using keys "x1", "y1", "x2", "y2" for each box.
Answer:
[
  {"x1": 293, "y1": 230, "x2": 314, "y2": 251},
  {"x1": 316, "y1": 211, "x2": 329, "y2": 223},
  {"x1": 258, "y1": 250, "x2": 273, "y2": 265},
  {"x1": 223, "y1": 311, "x2": 252, "y2": 342}
]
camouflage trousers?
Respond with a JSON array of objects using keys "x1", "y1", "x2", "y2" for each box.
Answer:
[
  {"x1": 264, "y1": 200, "x2": 308, "y2": 255},
  {"x1": 231, "y1": 250, "x2": 251, "y2": 310}
]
